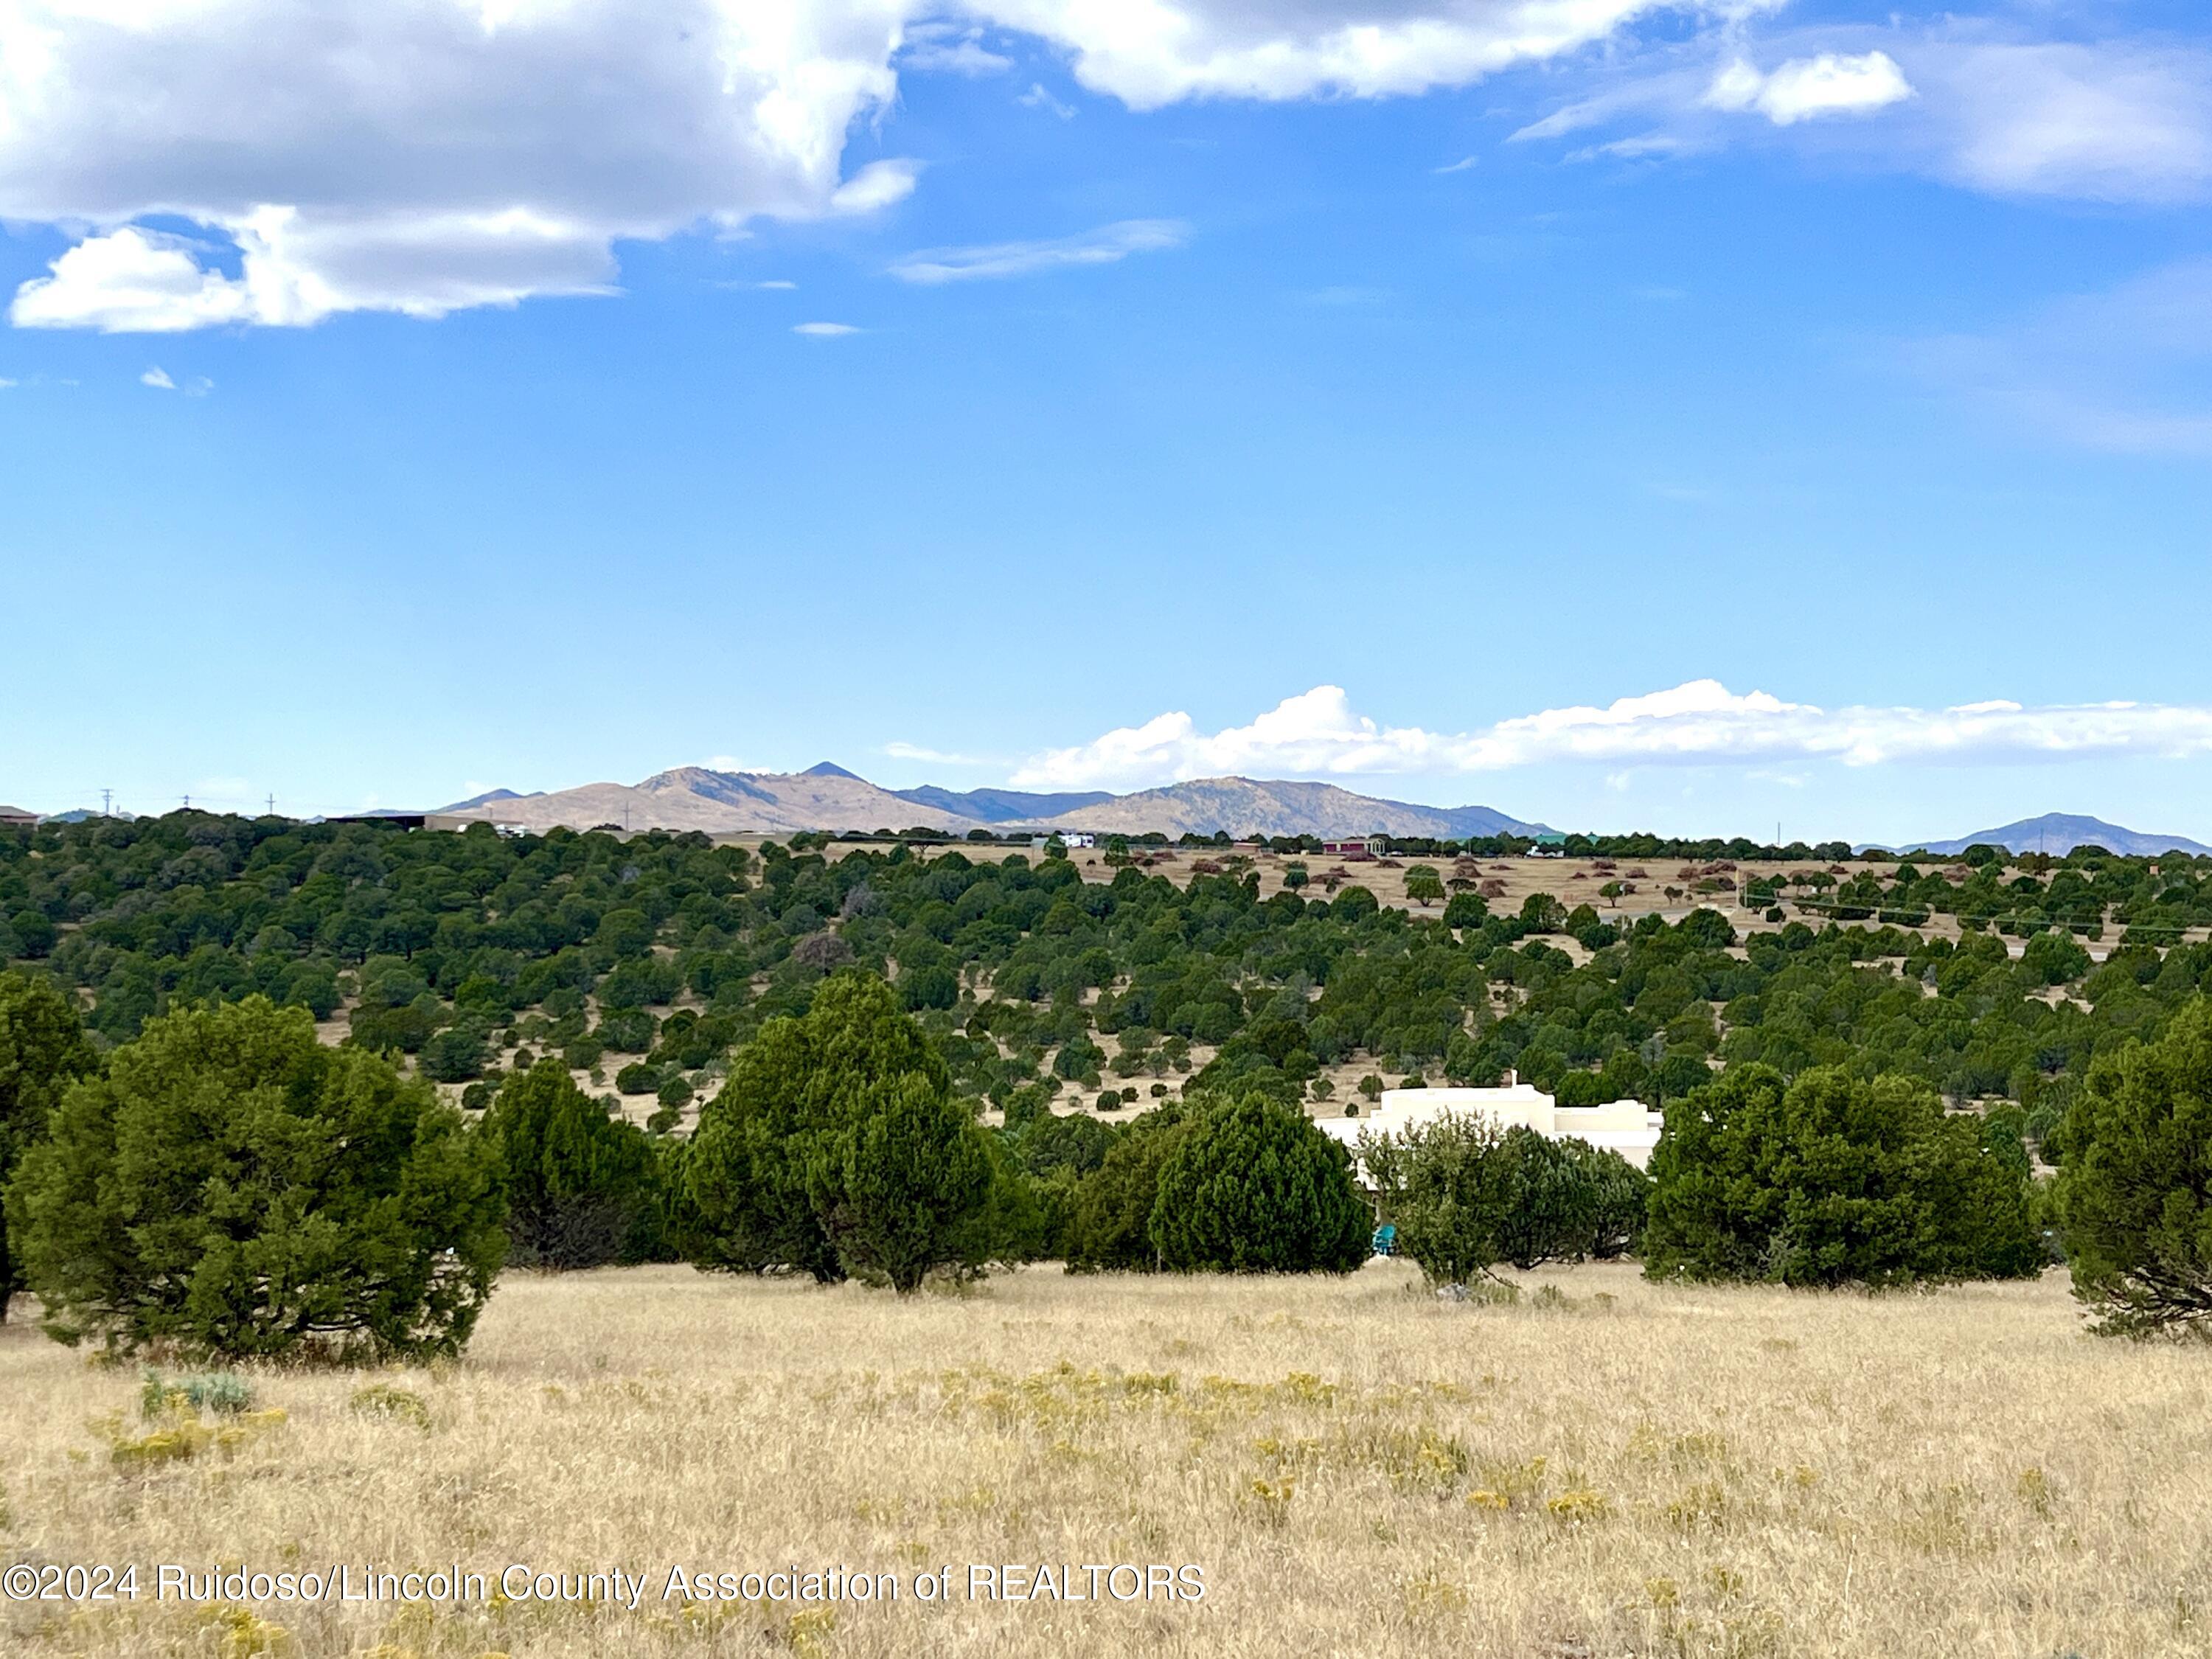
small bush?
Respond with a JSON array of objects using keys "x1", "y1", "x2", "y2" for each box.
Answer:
[
  {"x1": 139, "y1": 1368, "x2": 254, "y2": 1418},
  {"x1": 350, "y1": 1383, "x2": 432, "y2": 1430}
]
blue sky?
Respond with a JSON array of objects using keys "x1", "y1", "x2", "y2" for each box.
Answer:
[{"x1": 3, "y1": 1, "x2": 2209, "y2": 845}]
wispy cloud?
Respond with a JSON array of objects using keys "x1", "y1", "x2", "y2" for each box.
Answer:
[
  {"x1": 1018, "y1": 82, "x2": 1077, "y2": 119},
  {"x1": 1009, "y1": 682, "x2": 2212, "y2": 790},
  {"x1": 792, "y1": 321, "x2": 860, "y2": 337},
  {"x1": 754, "y1": 279, "x2": 796, "y2": 291},
  {"x1": 1512, "y1": 22, "x2": 2212, "y2": 206},
  {"x1": 890, "y1": 219, "x2": 1186, "y2": 284},
  {"x1": 141, "y1": 365, "x2": 213, "y2": 394},
  {"x1": 902, "y1": 23, "x2": 1013, "y2": 78},
  {"x1": 1902, "y1": 256, "x2": 2212, "y2": 456},
  {"x1": 884, "y1": 741, "x2": 986, "y2": 766},
  {"x1": 1432, "y1": 155, "x2": 1480, "y2": 174}
]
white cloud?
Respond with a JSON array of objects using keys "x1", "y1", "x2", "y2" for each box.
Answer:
[
  {"x1": 141, "y1": 364, "x2": 213, "y2": 394},
  {"x1": 1018, "y1": 82, "x2": 1077, "y2": 119},
  {"x1": 884, "y1": 740, "x2": 984, "y2": 765},
  {"x1": 1515, "y1": 23, "x2": 2212, "y2": 206},
  {"x1": 1433, "y1": 154, "x2": 1481, "y2": 173},
  {"x1": 1923, "y1": 39, "x2": 2212, "y2": 204},
  {"x1": 1703, "y1": 51, "x2": 1912, "y2": 125},
  {"x1": 0, "y1": 0, "x2": 918, "y2": 331},
  {"x1": 891, "y1": 218, "x2": 1186, "y2": 283},
  {"x1": 1012, "y1": 681, "x2": 2212, "y2": 790},
  {"x1": 17, "y1": 228, "x2": 256, "y2": 333},
  {"x1": 902, "y1": 22, "x2": 1012, "y2": 76},
  {"x1": 974, "y1": 0, "x2": 1691, "y2": 109},
  {"x1": 829, "y1": 159, "x2": 923, "y2": 215},
  {"x1": 754, "y1": 279, "x2": 799, "y2": 290},
  {"x1": 1, "y1": 2, "x2": 1721, "y2": 333},
  {"x1": 793, "y1": 320, "x2": 860, "y2": 335}
]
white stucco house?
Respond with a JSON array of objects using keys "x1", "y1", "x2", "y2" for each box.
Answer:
[{"x1": 1318, "y1": 1075, "x2": 1663, "y2": 1172}]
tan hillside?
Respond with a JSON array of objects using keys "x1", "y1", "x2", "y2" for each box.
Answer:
[
  {"x1": 442, "y1": 766, "x2": 986, "y2": 835},
  {"x1": 1026, "y1": 776, "x2": 1540, "y2": 841}
]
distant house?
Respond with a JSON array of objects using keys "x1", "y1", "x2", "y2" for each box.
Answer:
[
  {"x1": 0, "y1": 804, "x2": 37, "y2": 827},
  {"x1": 1320, "y1": 1076, "x2": 1663, "y2": 1176},
  {"x1": 1320, "y1": 835, "x2": 1388, "y2": 860},
  {"x1": 1030, "y1": 831, "x2": 1096, "y2": 851},
  {"x1": 1528, "y1": 832, "x2": 1568, "y2": 858}
]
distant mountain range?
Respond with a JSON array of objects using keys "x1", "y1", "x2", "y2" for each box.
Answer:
[
  {"x1": 1864, "y1": 813, "x2": 2211, "y2": 858},
  {"x1": 430, "y1": 763, "x2": 1553, "y2": 841}
]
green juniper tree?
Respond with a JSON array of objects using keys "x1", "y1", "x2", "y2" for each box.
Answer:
[
  {"x1": 1148, "y1": 1093, "x2": 1369, "y2": 1274},
  {"x1": 1641, "y1": 1064, "x2": 2041, "y2": 1287},
  {"x1": 0, "y1": 972, "x2": 100, "y2": 1321},
  {"x1": 6, "y1": 998, "x2": 506, "y2": 1361},
  {"x1": 482, "y1": 1060, "x2": 665, "y2": 1269},
  {"x1": 2052, "y1": 998, "x2": 2212, "y2": 1336}
]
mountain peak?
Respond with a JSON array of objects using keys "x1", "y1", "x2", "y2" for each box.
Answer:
[
  {"x1": 802, "y1": 761, "x2": 862, "y2": 779},
  {"x1": 1867, "y1": 812, "x2": 2210, "y2": 858}
]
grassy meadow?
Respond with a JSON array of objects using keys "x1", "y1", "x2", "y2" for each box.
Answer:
[{"x1": 4, "y1": 1262, "x2": 2208, "y2": 1658}]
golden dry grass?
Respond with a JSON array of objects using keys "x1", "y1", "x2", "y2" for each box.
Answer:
[{"x1": 5, "y1": 1263, "x2": 2209, "y2": 1658}]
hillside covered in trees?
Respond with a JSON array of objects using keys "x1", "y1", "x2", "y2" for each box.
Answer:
[{"x1": 5, "y1": 813, "x2": 2212, "y2": 1160}]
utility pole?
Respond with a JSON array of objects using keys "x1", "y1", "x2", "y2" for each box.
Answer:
[
  {"x1": 266, "y1": 793, "x2": 276, "y2": 816},
  {"x1": 181, "y1": 794, "x2": 190, "y2": 810},
  {"x1": 100, "y1": 787, "x2": 111, "y2": 818}
]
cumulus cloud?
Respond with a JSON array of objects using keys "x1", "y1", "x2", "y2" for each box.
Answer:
[
  {"x1": 1703, "y1": 51, "x2": 1912, "y2": 125},
  {"x1": 16, "y1": 229, "x2": 254, "y2": 333},
  {"x1": 0, "y1": 0, "x2": 917, "y2": 331},
  {"x1": 139, "y1": 366, "x2": 176, "y2": 389},
  {"x1": 974, "y1": 0, "x2": 1691, "y2": 108},
  {"x1": 890, "y1": 218, "x2": 1187, "y2": 283},
  {"x1": 3, "y1": 2, "x2": 1723, "y2": 333},
  {"x1": 1011, "y1": 682, "x2": 2212, "y2": 790}
]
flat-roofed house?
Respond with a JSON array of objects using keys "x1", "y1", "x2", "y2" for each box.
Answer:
[
  {"x1": 1320, "y1": 835, "x2": 1388, "y2": 860},
  {"x1": 1318, "y1": 1075, "x2": 1663, "y2": 1172}
]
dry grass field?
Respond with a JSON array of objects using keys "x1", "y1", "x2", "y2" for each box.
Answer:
[{"x1": 5, "y1": 1263, "x2": 2208, "y2": 1658}]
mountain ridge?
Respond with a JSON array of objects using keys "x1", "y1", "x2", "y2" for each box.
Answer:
[
  {"x1": 434, "y1": 765, "x2": 1548, "y2": 840},
  {"x1": 1863, "y1": 812, "x2": 2210, "y2": 858}
]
